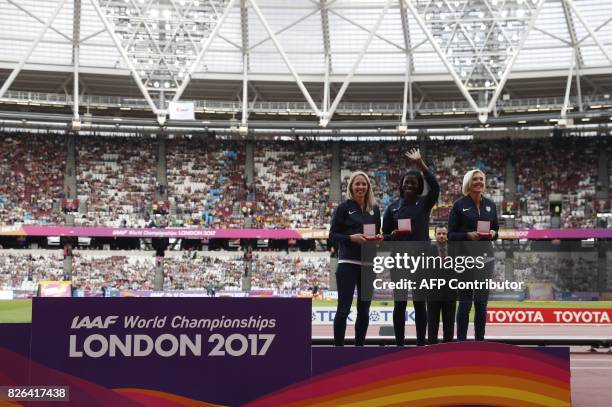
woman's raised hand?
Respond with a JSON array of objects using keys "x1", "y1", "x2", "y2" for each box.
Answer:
[{"x1": 405, "y1": 148, "x2": 421, "y2": 162}]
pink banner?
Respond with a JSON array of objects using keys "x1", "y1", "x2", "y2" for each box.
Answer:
[
  {"x1": 1, "y1": 226, "x2": 611, "y2": 240},
  {"x1": 1, "y1": 226, "x2": 304, "y2": 239},
  {"x1": 499, "y1": 228, "x2": 612, "y2": 239}
]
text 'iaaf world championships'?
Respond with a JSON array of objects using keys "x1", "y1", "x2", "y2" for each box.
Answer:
[
  {"x1": 68, "y1": 314, "x2": 278, "y2": 359},
  {"x1": 70, "y1": 314, "x2": 276, "y2": 331}
]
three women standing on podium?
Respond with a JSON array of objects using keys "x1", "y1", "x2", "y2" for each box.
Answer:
[{"x1": 330, "y1": 154, "x2": 498, "y2": 345}]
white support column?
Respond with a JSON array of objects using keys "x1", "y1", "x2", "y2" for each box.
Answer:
[
  {"x1": 73, "y1": 0, "x2": 81, "y2": 122},
  {"x1": 561, "y1": 0, "x2": 584, "y2": 112},
  {"x1": 249, "y1": 0, "x2": 322, "y2": 118},
  {"x1": 0, "y1": 0, "x2": 68, "y2": 99},
  {"x1": 564, "y1": 0, "x2": 612, "y2": 65},
  {"x1": 159, "y1": 90, "x2": 166, "y2": 113},
  {"x1": 172, "y1": 0, "x2": 238, "y2": 102},
  {"x1": 561, "y1": 50, "x2": 576, "y2": 119},
  {"x1": 324, "y1": 0, "x2": 392, "y2": 126},
  {"x1": 408, "y1": 69, "x2": 414, "y2": 120},
  {"x1": 73, "y1": 47, "x2": 80, "y2": 121},
  {"x1": 399, "y1": 0, "x2": 414, "y2": 122},
  {"x1": 561, "y1": 0, "x2": 584, "y2": 66},
  {"x1": 408, "y1": 80, "x2": 414, "y2": 120},
  {"x1": 401, "y1": 54, "x2": 410, "y2": 125},
  {"x1": 323, "y1": 53, "x2": 330, "y2": 116},
  {"x1": 320, "y1": 0, "x2": 331, "y2": 116},
  {"x1": 575, "y1": 55, "x2": 583, "y2": 112},
  {"x1": 89, "y1": 0, "x2": 160, "y2": 114},
  {"x1": 242, "y1": 53, "x2": 248, "y2": 126},
  {"x1": 240, "y1": 0, "x2": 249, "y2": 127}
]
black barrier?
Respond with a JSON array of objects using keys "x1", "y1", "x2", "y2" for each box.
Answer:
[{"x1": 312, "y1": 332, "x2": 612, "y2": 348}]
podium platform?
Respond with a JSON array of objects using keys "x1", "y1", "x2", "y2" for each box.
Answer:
[{"x1": 0, "y1": 298, "x2": 571, "y2": 406}]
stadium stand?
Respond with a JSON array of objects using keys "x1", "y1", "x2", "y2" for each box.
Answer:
[
  {"x1": 6, "y1": 247, "x2": 602, "y2": 294},
  {"x1": 249, "y1": 253, "x2": 329, "y2": 290},
  {"x1": 72, "y1": 252, "x2": 154, "y2": 291},
  {"x1": 340, "y1": 141, "x2": 402, "y2": 208},
  {"x1": 0, "y1": 133, "x2": 65, "y2": 225},
  {"x1": 513, "y1": 137, "x2": 599, "y2": 229},
  {"x1": 74, "y1": 137, "x2": 156, "y2": 227},
  {"x1": 252, "y1": 141, "x2": 331, "y2": 229},
  {"x1": 0, "y1": 252, "x2": 64, "y2": 290},
  {"x1": 427, "y1": 140, "x2": 506, "y2": 222},
  {"x1": 166, "y1": 138, "x2": 246, "y2": 228},
  {"x1": 514, "y1": 252, "x2": 599, "y2": 292},
  {"x1": 0, "y1": 251, "x2": 329, "y2": 293},
  {"x1": 0, "y1": 133, "x2": 608, "y2": 229}
]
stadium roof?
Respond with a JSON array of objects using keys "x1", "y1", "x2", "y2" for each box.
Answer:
[{"x1": 0, "y1": 0, "x2": 611, "y2": 127}]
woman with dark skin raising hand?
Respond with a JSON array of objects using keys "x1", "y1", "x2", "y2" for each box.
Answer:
[{"x1": 383, "y1": 148, "x2": 440, "y2": 346}]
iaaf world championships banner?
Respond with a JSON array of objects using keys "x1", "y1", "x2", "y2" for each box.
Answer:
[
  {"x1": 1, "y1": 225, "x2": 612, "y2": 239},
  {"x1": 0, "y1": 225, "x2": 304, "y2": 239},
  {"x1": 0, "y1": 298, "x2": 572, "y2": 406},
  {"x1": 26, "y1": 298, "x2": 311, "y2": 405}
]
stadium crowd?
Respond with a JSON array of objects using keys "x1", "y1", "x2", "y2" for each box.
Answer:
[
  {"x1": 425, "y1": 140, "x2": 506, "y2": 222},
  {"x1": 0, "y1": 133, "x2": 65, "y2": 225},
  {"x1": 0, "y1": 252, "x2": 64, "y2": 290},
  {"x1": 71, "y1": 253, "x2": 154, "y2": 292},
  {"x1": 340, "y1": 141, "x2": 402, "y2": 208},
  {"x1": 0, "y1": 133, "x2": 609, "y2": 229},
  {"x1": 167, "y1": 138, "x2": 246, "y2": 228},
  {"x1": 2, "y1": 248, "x2": 606, "y2": 293},
  {"x1": 0, "y1": 251, "x2": 329, "y2": 293},
  {"x1": 249, "y1": 254, "x2": 329, "y2": 290},
  {"x1": 513, "y1": 137, "x2": 599, "y2": 229},
  {"x1": 251, "y1": 141, "x2": 331, "y2": 228},
  {"x1": 514, "y1": 252, "x2": 599, "y2": 292},
  {"x1": 74, "y1": 137, "x2": 156, "y2": 227}
]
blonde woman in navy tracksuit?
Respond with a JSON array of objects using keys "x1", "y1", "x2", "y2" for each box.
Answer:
[
  {"x1": 448, "y1": 169, "x2": 499, "y2": 341},
  {"x1": 329, "y1": 171, "x2": 381, "y2": 346}
]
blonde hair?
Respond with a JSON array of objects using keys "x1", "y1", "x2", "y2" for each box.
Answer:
[
  {"x1": 347, "y1": 171, "x2": 376, "y2": 212},
  {"x1": 462, "y1": 169, "x2": 486, "y2": 195}
]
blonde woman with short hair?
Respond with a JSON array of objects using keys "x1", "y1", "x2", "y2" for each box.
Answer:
[{"x1": 448, "y1": 169, "x2": 499, "y2": 341}]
